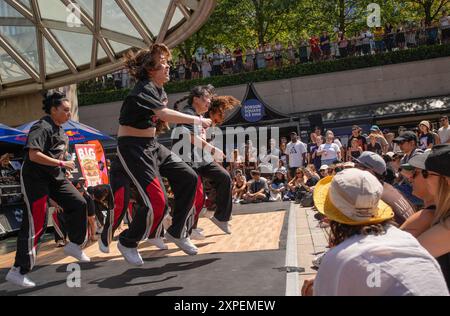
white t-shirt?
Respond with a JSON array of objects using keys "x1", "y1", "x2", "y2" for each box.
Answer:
[
  {"x1": 438, "y1": 126, "x2": 450, "y2": 144},
  {"x1": 314, "y1": 226, "x2": 449, "y2": 296},
  {"x1": 319, "y1": 143, "x2": 341, "y2": 162},
  {"x1": 334, "y1": 139, "x2": 343, "y2": 148},
  {"x1": 286, "y1": 141, "x2": 307, "y2": 168}
]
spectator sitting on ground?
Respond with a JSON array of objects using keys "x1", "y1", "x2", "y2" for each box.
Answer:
[
  {"x1": 286, "y1": 168, "x2": 317, "y2": 203},
  {"x1": 232, "y1": 169, "x2": 247, "y2": 204},
  {"x1": 319, "y1": 165, "x2": 329, "y2": 178},
  {"x1": 242, "y1": 170, "x2": 269, "y2": 203},
  {"x1": 306, "y1": 164, "x2": 321, "y2": 181},
  {"x1": 354, "y1": 151, "x2": 416, "y2": 226},
  {"x1": 302, "y1": 168, "x2": 449, "y2": 296},
  {"x1": 269, "y1": 168, "x2": 287, "y2": 202}
]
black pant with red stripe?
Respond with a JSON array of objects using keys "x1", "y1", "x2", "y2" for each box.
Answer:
[
  {"x1": 114, "y1": 137, "x2": 197, "y2": 249},
  {"x1": 101, "y1": 157, "x2": 132, "y2": 247},
  {"x1": 14, "y1": 168, "x2": 87, "y2": 274},
  {"x1": 194, "y1": 162, "x2": 233, "y2": 223}
]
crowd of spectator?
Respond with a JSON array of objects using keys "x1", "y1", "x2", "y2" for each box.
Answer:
[
  {"x1": 221, "y1": 115, "x2": 449, "y2": 208},
  {"x1": 169, "y1": 12, "x2": 450, "y2": 81}
]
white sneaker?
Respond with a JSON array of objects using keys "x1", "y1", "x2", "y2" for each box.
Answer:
[
  {"x1": 165, "y1": 232, "x2": 198, "y2": 256},
  {"x1": 98, "y1": 238, "x2": 110, "y2": 254},
  {"x1": 210, "y1": 217, "x2": 232, "y2": 234},
  {"x1": 147, "y1": 238, "x2": 168, "y2": 250},
  {"x1": 117, "y1": 242, "x2": 144, "y2": 266},
  {"x1": 64, "y1": 242, "x2": 91, "y2": 263},
  {"x1": 6, "y1": 267, "x2": 36, "y2": 288},
  {"x1": 190, "y1": 228, "x2": 206, "y2": 240}
]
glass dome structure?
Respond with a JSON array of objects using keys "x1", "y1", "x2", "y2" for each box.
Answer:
[{"x1": 0, "y1": 0, "x2": 216, "y2": 97}]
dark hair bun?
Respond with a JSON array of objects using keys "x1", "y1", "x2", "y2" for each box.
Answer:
[{"x1": 42, "y1": 91, "x2": 67, "y2": 114}]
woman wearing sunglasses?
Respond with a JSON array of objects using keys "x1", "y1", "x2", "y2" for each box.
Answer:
[{"x1": 401, "y1": 145, "x2": 450, "y2": 290}]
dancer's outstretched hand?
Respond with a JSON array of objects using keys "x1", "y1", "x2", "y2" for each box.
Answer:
[{"x1": 201, "y1": 118, "x2": 212, "y2": 129}]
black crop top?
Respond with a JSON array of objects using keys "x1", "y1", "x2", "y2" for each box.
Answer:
[{"x1": 119, "y1": 79, "x2": 168, "y2": 129}]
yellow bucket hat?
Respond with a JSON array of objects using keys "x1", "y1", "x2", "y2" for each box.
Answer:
[{"x1": 313, "y1": 169, "x2": 394, "y2": 226}]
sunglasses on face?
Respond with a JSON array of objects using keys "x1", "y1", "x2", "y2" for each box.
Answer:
[{"x1": 413, "y1": 169, "x2": 440, "y2": 179}]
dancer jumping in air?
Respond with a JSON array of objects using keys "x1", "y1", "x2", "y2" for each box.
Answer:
[
  {"x1": 172, "y1": 87, "x2": 240, "y2": 238},
  {"x1": 99, "y1": 44, "x2": 212, "y2": 266}
]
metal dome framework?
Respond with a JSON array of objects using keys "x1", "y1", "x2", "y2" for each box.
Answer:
[{"x1": 0, "y1": 0, "x2": 216, "y2": 98}]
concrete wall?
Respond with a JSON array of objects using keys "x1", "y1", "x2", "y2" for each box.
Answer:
[
  {"x1": 0, "y1": 92, "x2": 44, "y2": 126},
  {"x1": 77, "y1": 56, "x2": 450, "y2": 135},
  {"x1": 0, "y1": 84, "x2": 79, "y2": 126}
]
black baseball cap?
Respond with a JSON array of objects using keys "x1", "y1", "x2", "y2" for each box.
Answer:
[
  {"x1": 393, "y1": 131, "x2": 418, "y2": 144},
  {"x1": 425, "y1": 144, "x2": 450, "y2": 177}
]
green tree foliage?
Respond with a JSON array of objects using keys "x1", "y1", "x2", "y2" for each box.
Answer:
[
  {"x1": 406, "y1": 0, "x2": 450, "y2": 24},
  {"x1": 173, "y1": 0, "x2": 448, "y2": 60}
]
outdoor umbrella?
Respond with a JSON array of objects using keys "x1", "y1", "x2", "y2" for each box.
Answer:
[
  {"x1": 3, "y1": 120, "x2": 115, "y2": 145},
  {"x1": 0, "y1": 123, "x2": 26, "y2": 145}
]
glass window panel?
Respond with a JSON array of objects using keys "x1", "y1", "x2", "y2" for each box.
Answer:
[
  {"x1": 0, "y1": 26, "x2": 39, "y2": 72},
  {"x1": 97, "y1": 43, "x2": 107, "y2": 60},
  {"x1": 17, "y1": 0, "x2": 31, "y2": 10},
  {"x1": 169, "y1": 6, "x2": 184, "y2": 30},
  {"x1": 0, "y1": 0, "x2": 25, "y2": 17},
  {"x1": 38, "y1": 0, "x2": 84, "y2": 25},
  {"x1": 109, "y1": 40, "x2": 132, "y2": 56},
  {"x1": 101, "y1": 0, "x2": 140, "y2": 38},
  {"x1": 52, "y1": 30, "x2": 92, "y2": 66},
  {"x1": 44, "y1": 38, "x2": 68, "y2": 74},
  {"x1": 0, "y1": 46, "x2": 31, "y2": 83},
  {"x1": 128, "y1": 0, "x2": 169, "y2": 36},
  {"x1": 76, "y1": 0, "x2": 93, "y2": 18}
]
